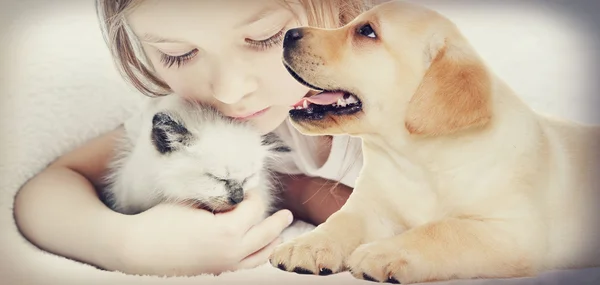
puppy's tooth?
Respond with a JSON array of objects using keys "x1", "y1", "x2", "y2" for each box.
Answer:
[
  {"x1": 346, "y1": 96, "x2": 358, "y2": 104},
  {"x1": 303, "y1": 100, "x2": 308, "y2": 109},
  {"x1": 337, "y1": 98, "x2": 343, "y2": 106}
]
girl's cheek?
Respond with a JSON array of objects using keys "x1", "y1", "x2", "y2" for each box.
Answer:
[
  {"x1": 158, "y1": 69, "x2": 205, "y2": 99},
  {"x1": 259, "y1": 55, "x2": 307, "y2": 101},
  {"x1": 172, "y1": 84, "x2": 207, "y2": 102}
]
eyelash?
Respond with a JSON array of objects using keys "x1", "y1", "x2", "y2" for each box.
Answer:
[
  {"x1": 246, "y1": 28, "x2": 286, "y2": 51},
  {"x1": 159, "y1": 28, "x2": 286, "y2": 69},
  {"x1": 160, "y1": 49, "x2": 198, "y2": 69}
]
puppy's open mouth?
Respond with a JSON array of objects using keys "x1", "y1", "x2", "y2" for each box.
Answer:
[{"x1": 285, "y1": 65, "x2": 362, "y2": 121}]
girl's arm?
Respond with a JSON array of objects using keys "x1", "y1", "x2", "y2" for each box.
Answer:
[
  {"x1": 279, "y1": 174, "x2": 352, "y2": 225},
  {"x1": 14, "y1": 127, "x2": 128, "y2": 270}
]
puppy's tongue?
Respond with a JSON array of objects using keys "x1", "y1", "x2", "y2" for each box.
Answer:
[{"x1": 292, "y1": 91, "x2": 344, "y2": 107}]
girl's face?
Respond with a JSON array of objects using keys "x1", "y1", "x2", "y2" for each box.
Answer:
[{"x1": 127, "y1": 0, "x2": 312, "y2": 134}]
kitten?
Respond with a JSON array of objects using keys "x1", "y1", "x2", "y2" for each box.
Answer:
[{"x1": 101, "y1": 96, "x2": 291, "y2": 215}]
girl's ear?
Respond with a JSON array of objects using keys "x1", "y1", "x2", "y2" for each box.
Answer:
[
  {"x1": 261, "y1": 132, "x2": 292, "y2": 153},
  {"x1": 151, "y1": 111, "x2": 193, "y2": 154}
]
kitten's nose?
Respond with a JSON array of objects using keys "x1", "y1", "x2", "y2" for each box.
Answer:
[{"x1": 228, "y1": 186, "x2": 244, "y2": 205}]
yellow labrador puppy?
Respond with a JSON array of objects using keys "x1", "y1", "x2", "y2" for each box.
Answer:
[{"x1": 269, "y1": 1, "x2": 600, "y2": 283}]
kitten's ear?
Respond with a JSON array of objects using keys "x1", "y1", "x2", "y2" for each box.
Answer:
[
  {"x1": 261, "y1": 132, "x2": 292, "y2": 153},
  {"x1": 151, "y1": 111, "x2": 192, "y2": 154}
]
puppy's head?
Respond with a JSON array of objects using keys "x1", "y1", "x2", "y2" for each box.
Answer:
[{"x1": 284, "y1": 0, "x2": 493, "y2": 137}]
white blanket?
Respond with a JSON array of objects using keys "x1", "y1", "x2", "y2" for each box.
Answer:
[{"x1": 1, "y1": 1, "x2": 599, "y2": 284}]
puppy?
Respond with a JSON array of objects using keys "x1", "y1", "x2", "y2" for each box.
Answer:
[
  {"x1": 269, "y1": 1, "x2": 600, "y2": 283},
  {"x1": 102, "y1": 95, "x2": 290, "y2": 215}
]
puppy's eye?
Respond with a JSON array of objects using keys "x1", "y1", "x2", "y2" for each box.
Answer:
[{"x1": 357, "y1": 23, "x2": 377, "y2": 39}]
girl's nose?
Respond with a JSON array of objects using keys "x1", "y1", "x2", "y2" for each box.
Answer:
[{"x1": 209, "y1": 57, "x2": 258, "y2": 105}]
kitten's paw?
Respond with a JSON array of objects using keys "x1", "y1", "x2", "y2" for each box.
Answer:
[{"x1": 269, "y1": 230, "x2": 347, "y2": 276}]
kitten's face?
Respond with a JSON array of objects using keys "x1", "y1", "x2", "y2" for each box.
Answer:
[{"x1": 150, "y1": 110, "x2": 290, "y2": 212}]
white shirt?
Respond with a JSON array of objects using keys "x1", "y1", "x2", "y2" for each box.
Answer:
[
  {"x1": 268, "y1": 119, "x2": 364, "y2": 188},
  {"x1": 123, "y1": 97, "x2": 364, "y2": 189}
]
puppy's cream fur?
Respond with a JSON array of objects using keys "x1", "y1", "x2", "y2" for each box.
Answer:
[
  {"x1": 102, "y1": 95, "x2": 289, "y2": 215},
  {"x1": 269, "y1": 1, "x2": 600, "y2": 283}
]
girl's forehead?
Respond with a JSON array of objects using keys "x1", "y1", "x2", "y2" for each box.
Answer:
[
  {"x1": 127, "y1": 0, "x2": 292, "y2": 33},
  {"x1": 126, "y1": 0, "x2": 301, "y2": 48}
]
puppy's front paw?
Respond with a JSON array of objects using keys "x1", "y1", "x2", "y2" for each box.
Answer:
[
  {"x1": 269, "y1": 230, "x2": 347, "y2": 276},
  {"x1": 347, "y1": 240, "x2": 414, "y2": 284}
]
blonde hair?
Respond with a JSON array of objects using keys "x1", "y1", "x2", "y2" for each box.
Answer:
[{"x1": 95, "y1": 0, "x2": 375, "y2": 97}]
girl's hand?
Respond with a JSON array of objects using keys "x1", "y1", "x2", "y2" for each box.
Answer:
[{"x1": 116, "y1": 194, "x2": 293, "y2": 276}]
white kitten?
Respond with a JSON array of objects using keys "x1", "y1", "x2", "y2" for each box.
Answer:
[{"x1": 102, "y1": 96, "x2": 291, "y2": 215}]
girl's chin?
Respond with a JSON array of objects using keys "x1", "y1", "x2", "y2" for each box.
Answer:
[{"x1": 249, "y1": 106, "x2": 290, "y2": 134}]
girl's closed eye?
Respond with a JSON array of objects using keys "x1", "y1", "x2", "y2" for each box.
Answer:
[
  {"x1": 160, "y1": 49, "x2": 199, "y2": 69},
  {"x1": 245, "y1": 27, "x2": 286, "y2": 51},
  {"x1": 158, "y1": 27, "x2": 287, "y2": 69}
]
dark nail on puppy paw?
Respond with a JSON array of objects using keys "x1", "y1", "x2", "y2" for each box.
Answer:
[
  {"x1": 277, "y1": 263, "x2": 287, "y2": 271},
  {"x1": 319, "y1": 268, "x2": 333, "y2": 275},
  {"x1": 363, "y1": 273, "x2": 379, "y2": 282},
  {"x1": 387, "y1": 276, "x2": 401, "y2": 284},
  {"x1": 293, "y1": 267, "x2": 314, "y2": 275}
]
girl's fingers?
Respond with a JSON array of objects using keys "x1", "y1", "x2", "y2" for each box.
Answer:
[
  {"x1": 240, "y1": 209, "x2": 293, "y2": 258},
  {"x1": 236, "y1": 237, "x2": 282, "y2": 271}
]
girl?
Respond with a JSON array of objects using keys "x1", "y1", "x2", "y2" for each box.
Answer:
[{"x1": 13, "y1": 0, "x2": 380, "y2": 277}]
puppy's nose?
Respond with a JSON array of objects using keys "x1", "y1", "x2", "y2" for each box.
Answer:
[
  {"x1": 227, "y1": 186, "x2": 244, "y2": 205},
  {"x1": 283, "y1": 28, "x2": 304, "y2": 49}
]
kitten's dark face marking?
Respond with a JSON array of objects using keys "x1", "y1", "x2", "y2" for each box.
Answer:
[
  {"x1": 205, "y1": 173, "x2": 256, "y2": 205},
  {"x1": 151, "y1": 112, "x2": 192, "y2": 154},
  {"x1": 225, "y1": 183, "x2": 244, "y2": 205}
]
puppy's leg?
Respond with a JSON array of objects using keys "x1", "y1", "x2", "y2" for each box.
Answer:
[
  {"x1": 347, "y1": 217, "x2": 540, "y2": 284},
  {"x1": 269, "y1": 188, "x2": 391, "y2": 275}
]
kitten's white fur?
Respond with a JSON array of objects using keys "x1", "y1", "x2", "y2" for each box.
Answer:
[{"x1": 102, "y1": 95, "x2": 289, "y2": 215}]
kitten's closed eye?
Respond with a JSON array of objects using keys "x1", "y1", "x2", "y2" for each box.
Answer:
[
  {"x1": 205, "y1": 173, "x2": 228, "y2": 182},
  {"x1": 204, "y1": 173, "x2": 256, "y2": 205},
  {"x1": 205, "y1": 173, "x2": 255, "y2": 187}
]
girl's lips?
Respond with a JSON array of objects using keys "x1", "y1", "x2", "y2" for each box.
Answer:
[{"x1": 231, "y1": 107, "x2": 271, "y2": 120}]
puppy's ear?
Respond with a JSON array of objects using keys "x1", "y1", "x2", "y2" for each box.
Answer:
[
  {"x1": 405, "y1": 37, "x2": 492, "y2": 137},
  {"x1": 151, "y1": 111, "x2": 192, "y2": 154},
  {"x1": 261, "y1": 132, "x2": 292, "y2": 153}
]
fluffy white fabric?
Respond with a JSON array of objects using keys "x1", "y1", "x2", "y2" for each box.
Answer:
[{"x1": 1, "y1": 0, "x2": 598, "y2": 284}]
